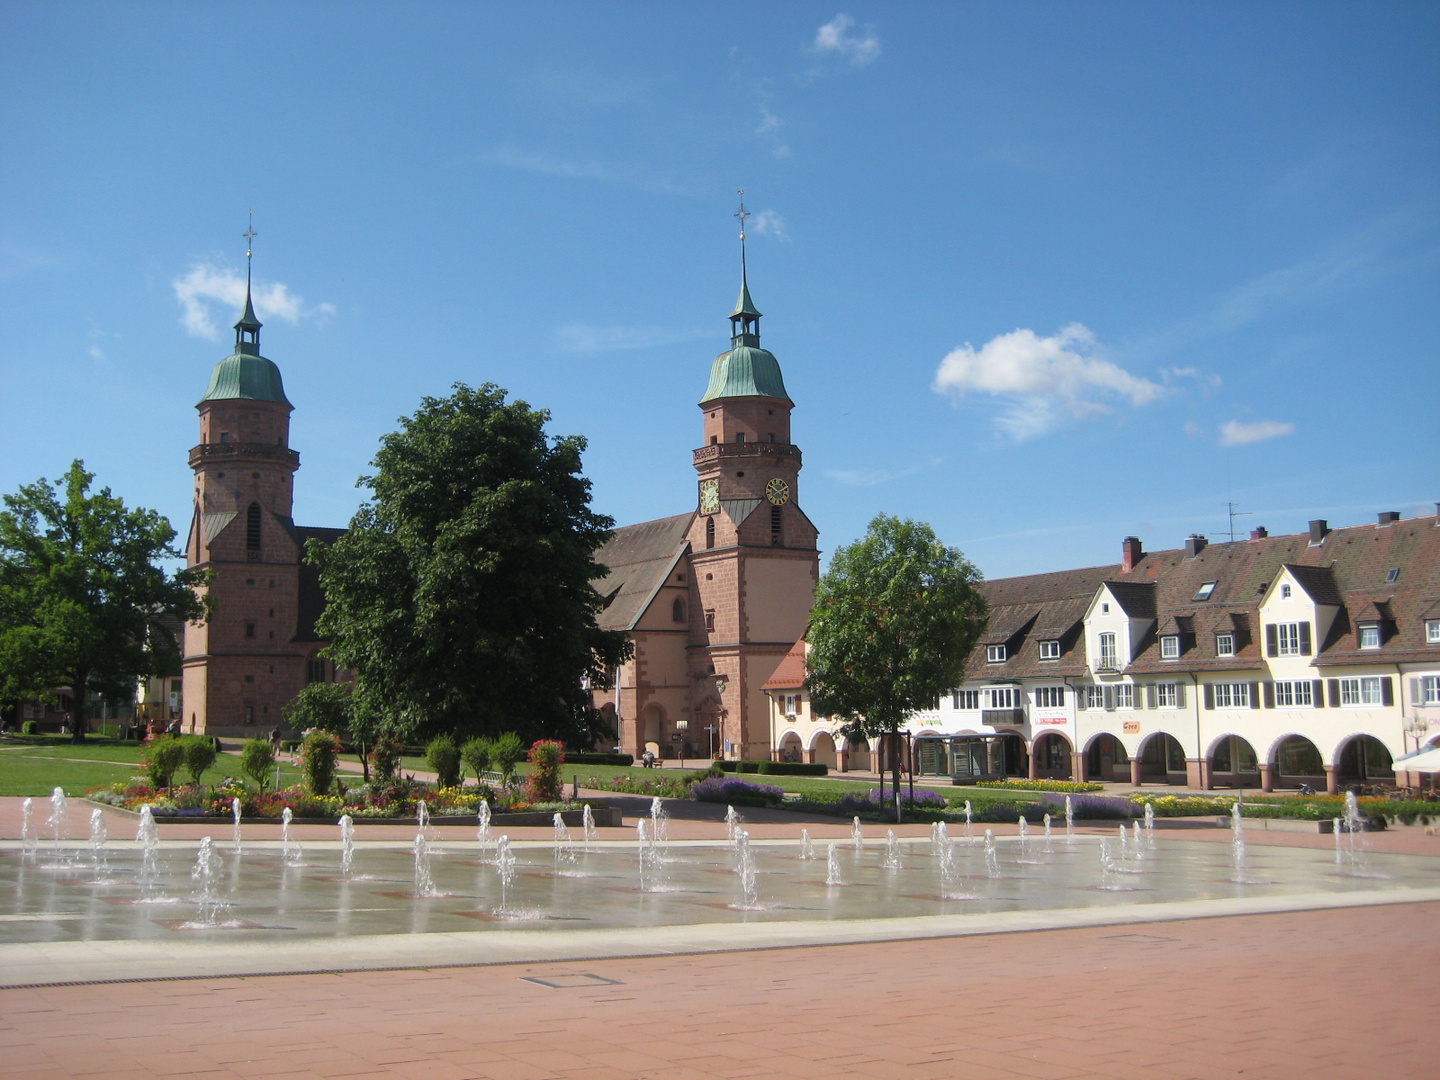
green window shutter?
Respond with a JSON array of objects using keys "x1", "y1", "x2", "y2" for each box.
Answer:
[
  {"x1": 1381, "y1": 677, "x2": 1394, "y2": 707},
  {"x1": 1146, "y1": 684, "x2": 1157, "y2": 709},
  {"x1": 1327, "y1": 679, "x2": 1340, "y2": 708},
  {"x1": 1249, "y1": 682, "x2": 1262, "y2": 709},
  {"x1": 1299, "y1": 623, "x2": 1312, "y2": 656},
  {"x1": 1176, "y1": 683, "x2": 1187, "y2": 709},
  {"x1": 1263, "y1": 682, "x2": 1275, "y2": 709},
  {"x1": 1266, "y1": 624, "x2": 1278, "y2": 657},
  {"x1": 1203, "y1": 683, "x2": 1215, "y2": 710},
  {"x1": 1312, "y1": 679, "x2": 1326, "y2": 708}
]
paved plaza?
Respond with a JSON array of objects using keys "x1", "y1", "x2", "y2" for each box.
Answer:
[{"x1": 2, "y1": 795, "x2": 1437, "y2": 1079}]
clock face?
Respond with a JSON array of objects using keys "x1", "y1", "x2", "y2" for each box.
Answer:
[
  {"x1": 699, "y1": 479, "x2": 720, "y2": 515},
  {"x1": 765, "y1": 477, "x2": 790, "y2": 506}
]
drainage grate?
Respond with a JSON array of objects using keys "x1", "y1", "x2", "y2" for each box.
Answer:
[
  {"x1": 1104, "y1": 933, "x2": 1177, "y2": 943},
  {"x1": 521, "y1": 973, "x2": 624, "y2": 989}
]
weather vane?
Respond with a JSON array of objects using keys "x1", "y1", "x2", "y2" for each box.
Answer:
[
  {"x1": 734, "y1": 189, "x2": 750, "y2": 241},
  {"x1": 243, "y1": 209, "x2": 258, "y2": 261}
]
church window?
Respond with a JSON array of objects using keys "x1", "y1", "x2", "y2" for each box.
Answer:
[
  {"x1": 705, "y1": 610, "x2": 716, "y2": 632},
  {"x1": 771, "y1": 504, "x2": 782, "y2": 545},
  {"x1": 736, "y1": 471, "x2": 744, "y2": 477},
  {"x1": 246, "y1": 503, "x2": 262, "y2": 549},
  {"x1": 672, "y1": 597, "x2": 686, "y2": 623},
  {"x1": 735, "y1": 432, "x2": 745, "y2": 443},
  {"x1": 768, "y1": 433, "x2": 775, "y2": 442},
  {"x1": 710, "y1": 436, "x2": 718, "y2": 445},
  {"x1": 244, "y1": 622, "x2": 255, "y2": 639},
  {"x1": 220, "y1": 432, "x2": 230, "y2": 444},
  {"x1": 251, "y1": 472, "x2": 260, "y2": 479},
  {"x1": 244, "y1": 705, "x2": 255, "y2": 725},
  {"x1": 706, "y1": 517, "x2": 715, "y2": 549}
]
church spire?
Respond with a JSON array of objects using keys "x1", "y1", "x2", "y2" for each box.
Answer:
[
  {"x1": 730, "y1": 190, "x2": 761, "y2": 347},
  {"x1": 234, "y1": 210, "x2": 262, "y2": 355}
]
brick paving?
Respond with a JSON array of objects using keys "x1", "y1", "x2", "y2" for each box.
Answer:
[{"x1": 0, "y1": 902, "x2": 1433, "y2": 1079}]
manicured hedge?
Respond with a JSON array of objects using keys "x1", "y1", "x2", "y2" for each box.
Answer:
[
  {"x1": 716, "y1": 759, "x2": 828, "y2": 776},
  {"x1": 563, "y1": 752, "x2": 635, "y2": 767}
]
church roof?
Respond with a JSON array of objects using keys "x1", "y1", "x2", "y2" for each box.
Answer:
[
  {"x1": 294, "y1": 526, "x2": 346, "y2": 642},
  {"x1": 198, "y1": 352, "x2": 294, "y2": 409},
  {"x1": 763, "y1": 636, "x2": 808, "y2": 691},
  {"x1": 592, "y1": 513, "x2": 694, "y2": 632},
  {"x1": 699, "y1": 345, "x2": 791, "y2": 405}
]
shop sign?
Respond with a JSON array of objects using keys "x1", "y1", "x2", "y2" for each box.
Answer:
[{"x1": 1123, "y1": 720, "x2": 1141, "y2": 734}]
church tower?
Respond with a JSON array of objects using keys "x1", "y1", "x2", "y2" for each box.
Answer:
[
  {"x1": 686, "y1": 202, "x2": 819, "y2": 759},
  {"x1": 181, "y1": 230, "x2": 309, "y2": 735}
]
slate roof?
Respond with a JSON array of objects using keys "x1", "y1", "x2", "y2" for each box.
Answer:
[
  {"x1": 592, "y1": 513, "x2": 694, "y2": 633},
  {"x1": 295, "y1": 526, "x2": 346, "y2": 642},
  {"x1": 964, "y1": 564, "x2": 1119, "y2": 680}
]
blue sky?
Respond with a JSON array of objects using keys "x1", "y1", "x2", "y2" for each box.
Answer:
[{"x1": 2, "y1": 2, "x2": 1437, "y2": 580}]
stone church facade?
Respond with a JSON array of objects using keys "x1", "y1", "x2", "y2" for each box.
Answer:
[
  {"x1": 591, "y1": 271, "x2": 819, "y2": 760},
  {"x1": 180, "y1": 286, "x2": 340, "y2": 737}
]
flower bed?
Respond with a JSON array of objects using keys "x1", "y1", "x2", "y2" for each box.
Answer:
[
  {"x1": 690, "y1": 776, "x2": 785, "y2": 807},
  {"x1": 974, "y1": 779, "x2": 1104, "y2": 793}
]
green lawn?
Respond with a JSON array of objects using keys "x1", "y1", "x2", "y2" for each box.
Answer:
[{"x1": 0, "y1": 737, "x2": 305, "y2": 798}]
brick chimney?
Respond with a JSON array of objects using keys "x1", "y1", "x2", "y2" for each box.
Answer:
[
  {"x1": 1122, "y1": 536, "x2": 1143, "y2": 573},
  {"x1": 1184, "y1": 534, "x2": 1208, "y2": 558},
  {"x1": 1249, "y1": 526, "x2": 1268, "y2": 540},
  {"x1": 1377, "y1": 511, "x2": 1400, "y2": 526},
  {"x1": 1308, "y1": 519, "x2": 1329, "y2": 545}
]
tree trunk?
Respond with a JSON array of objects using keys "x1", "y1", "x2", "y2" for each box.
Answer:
[
  {"x1": 70, "y1": 675, "x2": 87, "y2": 745},
  {"x1": 891, "y1": 726, "x2": 903, "y2": 824}
]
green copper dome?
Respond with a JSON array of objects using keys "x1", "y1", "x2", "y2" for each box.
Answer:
[
  {"x1": 198, "y1": 351, "x2": 293, "y2": 409},
  {"x1": 700, "y1": 344, "x2": 791, "y2": 405}
]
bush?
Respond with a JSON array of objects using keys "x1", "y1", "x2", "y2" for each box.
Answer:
[
  {"x1": 835, "y1": 787, "x2": 950, "y2": 817},
  {"x1": 461, "y1": 736, "x2": 492, "y2": 781},
  {"x1": 21, "y1": 720, "x2": 38, "y2": 735},
  {"x1": 527, "y1": 739, "x2": 565, "y2": 803},
  {"x1": 691, "y1": 776, "x2": 784, "y2": 807},
  {"x1": 180, "y1": 734, "x2": 217, "y2": 785},
  {"x1": 562, "y1": 751, "x2": 634, "y2": 766},
  {"x1": 426, "y1": 733, "x2": 462, "y2": 788},
  {"x1": 491, "y1": 732, "x2": 526, "y2": 784},
  {"x1": 713, "y1": 759, "x2": 827, "y2": 776},
  {"x1": 240, "y1": 738, "x2": 277, "y2": 792},
  {"x1": 1042, "y1": 792, "x2": 1139, "y2": 820},
  {"x1": 368, "y1": 735, "x2": 403, "y2": 783},
  {"x1": 299, "y1": 730, "x2": 343, "y2": 795},
  {"x1": 143, "y1": 737, "x2": 187, "y2": 790}
]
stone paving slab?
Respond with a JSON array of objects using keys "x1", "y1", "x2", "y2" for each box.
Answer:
[{"x1": 1, "y1": 901, "x2": 1434, "y2": 1080}]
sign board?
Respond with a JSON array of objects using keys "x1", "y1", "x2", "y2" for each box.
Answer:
[
  {"x1": 1123, "y1": 720, "x2": 1141, "y2": 734},
  {"x1": 670, "y1": 733, "x2": 682, "y2": 742},
  {"x1": 1036, "y1": 716, "x2": 1067, "y2": 726},
  {"x1": 724, "y1": 739, "x2": 733, "y2": 755}
]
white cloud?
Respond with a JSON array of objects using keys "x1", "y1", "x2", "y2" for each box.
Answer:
[
  {"x1": 556, "y1": 325, "x2": 709, "y2": 353},
  {"x1": 933, "y1": 323, "x2": 1163, "y2": 440},
  {"x1": 493, "y1": 147, "x2": 610, "y2": 182},
  {"x1": 824, "y1": 463, "x2": 922, "y2": 487},
  {"x1": 173, "y1": 262, "x2": 335, "y2": 340},
  {"x1": 749, "y1": 210, "x2": 789, "y2": 241},
  {"x1": 1218, "y1": 419, "x2": 1296, "y2": 447},
  {"x1": 754, "y1": 105, "x2": 791, "y2": 158},
  {"x1": 1162, "y1": 365, "x2": 1222, "y2": 389},
  {"x1": 813, "y1": 14, "x2": 880, "y2": 65}
]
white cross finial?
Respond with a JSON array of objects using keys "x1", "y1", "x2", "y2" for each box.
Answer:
[
  {"x1": 243, "y1": 209, "x2": 258, "y2": 260},
  {"x1": 734, "y1": 189, "x2": 750, "y2": 241}
]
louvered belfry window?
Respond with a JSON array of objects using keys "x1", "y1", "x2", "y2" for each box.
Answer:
[{"x1": 246, "y1": 503, "x2": 262, "y2": 550}]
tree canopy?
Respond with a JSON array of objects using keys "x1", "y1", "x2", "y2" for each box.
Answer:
[
  {"x1": 805, "y1": 514, "x2": 988, "y2": 812},
  {"x1": 0, "y1": 461, "x2": 209, "y2": 742},
  {"x1": 310, "y1": 383, "x2": 630, "y2": 745}
]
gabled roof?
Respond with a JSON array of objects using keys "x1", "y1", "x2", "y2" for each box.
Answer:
[
  {"x1": 763, "y1": 636, "x2": 807, "y2": 691},
  {"x1": 1284, "y1": 563, "x2": 1344, "y2": 606},
  {"x1": 592, "y1": 513, "x2": 694, "y2": 632},
  {"x1": 1103, "y1": 580, "x2": 1157, "y2": 619}
]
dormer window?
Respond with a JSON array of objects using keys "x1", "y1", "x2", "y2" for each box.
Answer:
[
  {"x1": 1359, "y1": 623, "x2": 1381, "y2": 649},
  {"x1": 1160, "y1": 635, "x2": 1180, "y2": 660},
  {"x1": 1101, "y1": 602, "x2": 1110, "y2": 614},
  {"x1": 1280, "y1": 584, "x2": 1292, "y2": 599},
  {"x1": 1193, "y1": 581, "x2": 1217, "y2": 601},
  {"x1": 986, "y1": 644, "x2": 1007, "y2": 663},
  {"x1": 1428, "y1": 620, "x2": 1440, "y2": 644},
  {"x1": 1039, "y1": 640, "x2": 1061, "y2": 660},
  {"x1": 1216, "y1": 632, "x2": 1235, "y2": 657},
  {"x1": 1385, "y1": 568, "x2": 1400, "y2": 583}
]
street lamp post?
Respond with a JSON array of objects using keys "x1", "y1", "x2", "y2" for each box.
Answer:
[{"x1": 705, "y1": 724, "x2": 716, "y2": 760}]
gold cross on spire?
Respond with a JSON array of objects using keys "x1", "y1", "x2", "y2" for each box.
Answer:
[
  {"x1": 734, "y1": 190, "x2": 750, "y2": 241},
  {"x1": 243, "y1": 209, "x2": 258, "y2": 260}
]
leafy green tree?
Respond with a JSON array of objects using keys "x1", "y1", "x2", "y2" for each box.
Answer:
[
  {"x1": 298, "y1": 730, "x2": 343, "y2": 795},
  {"x1": 461, "y1": 736, "x2": 493, "y2": 782},
  {"x1": 180, "y1": 735, "x2": 217, "y2": 786},
  {"x1": 310, "y1": 384, "x2": 630, "y2": 745},
  {"x1": 282, "y1": 681, "x2": 353, "y2": 734},
  {"x1": 805, "y1": 514, "x2": 988, "y2": 822},
  {"x1": 426, "y1": 732, "x2": 461, "y2": 788},
  {"x1": 144, "y1": 737, "x2": 187, "y2": 791},
  {"x1": 0, "y1": 461, "x2": 209, "y2": 744},
  {"x1": 491, "y1": 731, "x2": 526, "y2": 787},
  {"x1": 240, "y1": 738, "x2": 276, "y2": 791}
]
